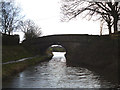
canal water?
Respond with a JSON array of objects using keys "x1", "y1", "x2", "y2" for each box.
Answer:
[{"x1": 3, "y1": 52, "x2": 115, "y2": 88}]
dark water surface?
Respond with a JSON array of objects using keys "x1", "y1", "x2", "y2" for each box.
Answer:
[{"x1": 3, "y1": 52, "x2": 116, "y2": 88}]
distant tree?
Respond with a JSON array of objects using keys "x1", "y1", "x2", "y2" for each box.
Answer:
[
  {"x1": 0, "y1": 0, "x2": 22, "y2": 35},
  {"x1": 61, "y1": 0, "x2": 120, "y2": 34},
  {"x1": 18, "y1": 20, "x2": 42, "y2": 40}
]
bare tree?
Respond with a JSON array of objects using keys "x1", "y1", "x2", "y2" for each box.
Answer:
[
  {"x1": 18, "y1": 20, "x2": 42, "y2": 40},
  {"x1": 61, "y1": 0, "x2": 120, "y2": 34},
  {"x1": 0, "y1": 0, "x2": 22, "y2": 35}
]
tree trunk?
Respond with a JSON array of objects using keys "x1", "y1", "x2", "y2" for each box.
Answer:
[
  {"x1": 113, "y1": 16, "x2": 118, "y2": 33},
  {"x1": 107, "y1": 21, "x2": 112, "y2": 35},
  {"x1": 4, "y1": 29, "x2": 7, "y2": 34},
  {"x1": 4, "y1": 25, "x2": 7, "y2": 34},
  {"x1": 8, "y1": 31, "x2": 10, "y2": 35},
  {"x1": 108, "y1": 25, "x2": 112, "y2": 35}
]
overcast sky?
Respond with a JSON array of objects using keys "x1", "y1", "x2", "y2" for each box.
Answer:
[{"x1": 14, "y1": 0, "x2": 109, "y2": 41}]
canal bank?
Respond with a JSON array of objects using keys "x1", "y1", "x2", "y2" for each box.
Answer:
[
  {"x1": 2, "y1": 45, "x2": 52, "y2": 80},
  {"x1": 2, "y1": 52, "x2": 116, "y2": 88}
]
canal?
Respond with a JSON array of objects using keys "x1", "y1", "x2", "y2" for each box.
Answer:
[{"x1": 3, "y1": 52, "x2": 115, "y2": 88}]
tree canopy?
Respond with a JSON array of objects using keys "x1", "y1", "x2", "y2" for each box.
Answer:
[
  {"x1": 18, "y1": 19, "x2": 42, "y2": 40},
  {"x1": 61, "y1": 0, "x2": 120, "y2": 34},
  {"x1": 0, "y1": 0, "x2": 22, "y2": 35}
]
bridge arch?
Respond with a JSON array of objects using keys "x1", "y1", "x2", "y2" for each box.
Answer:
[
  {"x1": 22, "y1": 34, "x2": 119, "y2": 84},
  {"x1": 46, "y1": 44, "x2": 66, "y2": 55},
  {"x1": 22, "y1": 34, "x2": 87, "y2": 58}
]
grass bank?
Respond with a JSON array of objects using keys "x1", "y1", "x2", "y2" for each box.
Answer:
[
  {"x1": 2, "y1": 45, "x2": 52, "y2": 80},
  {"x1": 2, "y1": 45, "x2": 33, "y2": 63},
  {"x1": 2, "y1": 55, "x2": 52, "y2": 80}
]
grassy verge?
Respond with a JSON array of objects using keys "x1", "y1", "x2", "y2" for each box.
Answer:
[
  {"x1": 2, "y1": 55, "x2": 52, "y2": 80},
  {"x1": 2, "y1": 45, "x2": 52, "y2": 80},
  {"x1": 2, "y1": 45, "x2": 33, "y2": 63}
]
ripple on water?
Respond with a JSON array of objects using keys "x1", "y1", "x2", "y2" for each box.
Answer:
[{"x1": 3, "y1": 52, "x2": 117, "y2": 88}]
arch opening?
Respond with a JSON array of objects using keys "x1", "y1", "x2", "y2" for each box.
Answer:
[{"x1": 46, "y1": 44, "x2": 66, "y2": 62}]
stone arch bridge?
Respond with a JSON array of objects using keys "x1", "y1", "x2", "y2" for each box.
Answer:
[{"x1": 23, "y1": 34, "x2": 120, "y2": 83}]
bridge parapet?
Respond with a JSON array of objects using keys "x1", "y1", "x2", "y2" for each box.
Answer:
[{"x1": 22, "y1": 34, "x2": 116, "y2": 55}]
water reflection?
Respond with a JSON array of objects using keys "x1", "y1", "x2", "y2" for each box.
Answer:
[
  {"x1": 3, "y1": 52, "x2": 115, "y2": 88},
  {"x1": 52, "y1": 52, "x2": 66, "y2": 62}
]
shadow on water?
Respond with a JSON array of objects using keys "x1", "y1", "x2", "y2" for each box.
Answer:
[{"x1": 3, "y1": 52, "x2": 116, "y2": 88}]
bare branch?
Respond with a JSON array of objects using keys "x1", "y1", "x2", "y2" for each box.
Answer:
[
  {"x1": 61, "y1": 0, "x2": 120, "y2": 34},
  {"x1": 18, "y1": 19, "x2": 42, "y2": 40},
  {"x1": 0, "y1": 0, "x2": 23, "y2": 35}
]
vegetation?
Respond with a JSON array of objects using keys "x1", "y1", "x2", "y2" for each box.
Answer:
[
  {"x1": 61, "y1": 0, "x2": 120, "y2": 35},
  {"x1": 2, "y1": 55, "x2": 51, "y2": 80},
  {"x1": 2, "y1": 45, "x2": 52, "y2": 80},
  {"x1": 0, "y1": 0, "x2": 41, "y2": 40},
  {"x1": 2, "y1": 45, "x2": 33, "y2": 63},
  {"x1": 18, "y1": 19, "x2": 42, "y2": 40},
  {"x1": 0, "y1": 0, "x2": 23, "y2": 35}
]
